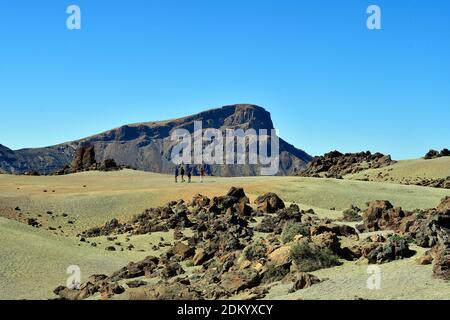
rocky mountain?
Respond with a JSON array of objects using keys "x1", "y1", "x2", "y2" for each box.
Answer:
[{"x1": 0, "y1": 104, "x2": 312, "y2": 176}]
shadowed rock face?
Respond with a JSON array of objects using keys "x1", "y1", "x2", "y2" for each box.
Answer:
[
  {"x1": 0, "y1": 104, "x2": 312, "y2": 176},
  {"x1": 0, "y1": 144, "x2": 17, "y2": 173}
]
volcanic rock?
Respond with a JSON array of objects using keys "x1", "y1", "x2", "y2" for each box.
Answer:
[
  {"x1": 254, "y1": 192, "x2": 285, "y2": 213},
  {"x1": 289, "y1": 273, "x2": 321, "y2": 292},
  {"x1": 297, "y1": 150, "x2": 395, "y2": 178}
]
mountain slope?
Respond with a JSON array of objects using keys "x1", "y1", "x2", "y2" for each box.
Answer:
[
  {"x1": 0, "y1": 104, "x2": 312, "y2": 176},
  {"x1": 0, "y1": 144, "x2": 20, "y2": 173}
]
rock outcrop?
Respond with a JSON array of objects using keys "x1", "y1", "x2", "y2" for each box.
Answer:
[
  {"x1": 54, "y1": 188, "x2": 353, "y2": 300},
  {"x1": 53, "y1": 191, "x2": 450, "y2": 301},
  {"x1": 413, "y1": 176, "x2": 450, "y2": 189},
  {"x1": 296, "y1": 151, "x2": 394, "y2": 178},
  {"x1": 357, "y1": 197, "x2": 450, "y2": 248},
  {"x1": 424, "y1": 148, "x2": 450, "y2": 160},
  {"x1": 52, "y1": 145, "x2": 127, "y2": 175},
  {"x1": 357, "y1": 197, "x2": 450, "y2": 278}
]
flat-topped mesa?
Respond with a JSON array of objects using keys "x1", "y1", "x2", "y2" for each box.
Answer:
[
  {"x1": 0, "y1": 104, "x2": 311, "y2": 176},
  {"x1": 208, "y1": 104, "x2": 275, "y2": 131},
  {"x1": 95, "y1": 104, "x2": 275, "y2": 142}
]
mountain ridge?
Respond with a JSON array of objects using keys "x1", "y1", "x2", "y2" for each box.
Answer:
[{"x1": 0, "y1": 104, "x2": 312, "y2": 176}]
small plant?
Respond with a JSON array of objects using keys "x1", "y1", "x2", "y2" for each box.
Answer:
[
  {"x1": 388, "y1": 234, "x2": 413, "y2": 245},
  {"x1": 367, "y1": 234, "x2": 415, "y2": 264},
  {"x1": 242, "y1": 241, "x2": 267, "y2": 261},
  {"x1": 281, "y1": 222, "x2": 310, "y2": 244},
  {"x1": 290, "y1": 241, "x2": 341, "y2": 272},
  {"x1": 414, "y1": 211, "x2": 425, "y2": 220},
  {"x1": 341, "y1": 206, "x2": 362, "y2": 222},
  {"x1": 261, "y1": 263, "x2": 290, "y2": 283}
]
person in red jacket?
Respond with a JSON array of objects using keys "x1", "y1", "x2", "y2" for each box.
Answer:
[{"x1": 200, "y1": 166, "x2": 205, "y2": 183}]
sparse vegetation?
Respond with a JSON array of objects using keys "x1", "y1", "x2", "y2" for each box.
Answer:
[
  {"x1": 1, "y1": 170, "x2": 450, "y2": 300},
  {"x1": 388, "y1": 234, "x2": 414, "y2": 245},
  {"x1": 281, "y1": 222, "x2": 310, "y2": 244},
  {"x1": 290, "y1": 241, "x2": 341, "y2": 272},
  {"x1": 261, "y1": 263, "x2": 290, "y2": 284},
  {"x1": 341, "y1": 206, "x2": 362, "y2": 222},
  {"x1": 242, "y1": 241, "x2": 267, "y2": 261}
]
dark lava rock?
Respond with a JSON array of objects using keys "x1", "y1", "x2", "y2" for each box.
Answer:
[
  {"x1": 297, "y1": 150, "x2": 395, "y2": 178},
  {"x1": 254, "y1": 192, "x2": 285, "y2": 213}
]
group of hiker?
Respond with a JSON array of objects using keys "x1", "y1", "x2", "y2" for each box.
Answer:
[{"x1": 174, "y1": 164, "x2": 205, "y2": 183}]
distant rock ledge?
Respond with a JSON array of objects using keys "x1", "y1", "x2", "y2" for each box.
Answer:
[{"x1": 295, "y1": 150, "x2": 395, "y2": 179}]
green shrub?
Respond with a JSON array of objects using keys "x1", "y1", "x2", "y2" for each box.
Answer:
[
  {"x1": 242, "y1": 241, "x2": 267, "y2": 261},
  {"x1": 388, "y1": 234, "x2": 413, "y2": 244},
  {"x1": 290, "y1": 241, "x2": 341, "y2": 272},
  {"x1": 341, "y1": 206, "x2": 362, "y2": 222},
  {"x1": 281, "y1": 222, "x2": 310, "y2": 244},
  {"x1": 261, "y1": 263, "x2": 290, "y2": 284}
]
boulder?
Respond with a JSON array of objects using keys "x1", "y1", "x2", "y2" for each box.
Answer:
[
  {"x1": 168, "y1": 242, "x2": 195, "y2": 260},
  {"x1": 365, "y1": 236, "x2": 414, "y2": 264},
  {"x1": 424, "y1": 149, "x2": 440, "y2": 160},
  {"x1": 289, "y1": 273, "x2": 321, "y2": 292},
  {"x1": 267, "y1": 246, "x2": 291, "y2": 267},
  {"x1": 311, "y1": 232, "x2": 341, "y2": 253},
  {"x1": 360, "y1": 200, "x2": 405, "y2": 232},
  {"x1": 341, "y1": 205, "x2": 363, "y2": 222},
  {"x1": 71, "y1": 145, "x2": 96, "y2": 171},
  {"x1": 226, "y1": 187, "x2": 249, "y2": 203},
  {"x1": 440, "y1": 148, "x2": 450, "y2": 157},
  {"x1": 160, "y1": 262, "x2": 185, "y2": 279},
  {"x1": 126, "y1": 280, "x2": 148, "y2": 288},
  {"x1": 254, "y1": 192, "x2": 285, "y2": 213},
  {"x1": 433, "y1": 245, "x2": 450, "y2": 280},
  {"x1": 437, "y1": 196, "x2": 450, "y2": 215},
  {"x1": 220, "y1": 269, "x2": 260, "y2": 294},
  {"x1": 416, "y1": 252, "x2": 433, "y2": 265},
  {"x1": 126, "y1": 282, "x2": 201, "y2": 300},
  {"x1": 235, "y1": 200, "x2": 253, "y2": 217},
  {"x1": 192, "y1": 248, "x2": 209, "y2": 266},
  {"x1": 190, "y1": 194, "x2": 210, "y2": 208}
]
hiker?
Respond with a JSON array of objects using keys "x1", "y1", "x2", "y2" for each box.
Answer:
[
  {"x1": 180, "y1": 164, "x2": 185, "y2": 183},
  {"x1": 174, "y1": 165, "x2": 179, "y2": 183},
  {"x1": 200, "y1": 166, "x2": 205, "y2": 183}
]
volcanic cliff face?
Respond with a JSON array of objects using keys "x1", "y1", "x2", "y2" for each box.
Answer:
[
  {"x1": 0, "y1": 144, "x2": 17, "y2": 173},
  {"x1": 0, "y1": 104, "x2": 312, "y2": 176}
]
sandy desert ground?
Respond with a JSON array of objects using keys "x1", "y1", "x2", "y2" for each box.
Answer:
[{"x1": 0, "y1": 159, "x2": 449, "y2": 300}]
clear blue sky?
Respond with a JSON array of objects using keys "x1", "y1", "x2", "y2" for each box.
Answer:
[{"x1": 0, "y1": 0, "x2": 449, "y2": 159}]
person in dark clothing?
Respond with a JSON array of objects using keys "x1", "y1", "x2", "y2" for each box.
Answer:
[
  {"x1": 174, "y1": 166, "x2": 179, "y2": 183},
  {"x1": 180, "y1": 165, "x2": 185, "y2": 183},
  {"x1": 187, "y1": 169, "x2": 192, "y2": 183}
]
